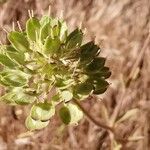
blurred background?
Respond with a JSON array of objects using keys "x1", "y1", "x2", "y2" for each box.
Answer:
[{"x1": 0, "y1": 0, "x2": 150, "y2": 149}]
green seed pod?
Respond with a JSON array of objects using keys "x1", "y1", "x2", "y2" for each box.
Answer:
[
  {"x1": 93, "y1": 78, "x2": 109, "y2": 94},
  {"x1": 44, "y1": 36, "x2": 61, "y2": 55},
  {"x1": 85, "y1": 57, "x2": 106, "y2": 73},
  {"x1": 61, "y1": 90, "x2": 73, "y2": 102},
  {"x1": 80, "y1": 42, "x2": 100, "y2": 64},
  {"x1": 6, "y1": 46, "x2": 25, "y2": 65},
  {"x1": 66, "y1": 28, "x2": 83, "y2": 49},
  {"x1": 59, "y1": 103, "x2": 83, "y2": 125},
  {"x1": 26, "y1": 17, "x2": 41, "y2": 41},
  {"x1": 0, "y1": 69, "x2": 29, "y2": 87},
  {"x1": 39, "y1": 22, "x2": 51, "y2": 43},
  {"x1": 31, "y1": 102, "x2": 55, "y2": 121},
  {"x1": 75, "y1": 82, "x2": 93, "y2": 95},
  {"x1": 0, "y1": 15, "x2": 111, "y2": 131},
  {"x1": 8, "y1": 31, "x2": 30, "y2": 52},
  {"x1": 0, "y1": 54, "x2": 17, "y2": 68},
  {"x1": 1, "y1": 87, "x2": 35, "y2": 105},
  {"x1": 25, "y1": 116, "x2": 49, "y2": 130},
  {"x1": 40, "y1": 16, "x2": 51, "y2": 26},
  {"x1": 59, "y1": 21, "x2": 68, "y2": 42}
]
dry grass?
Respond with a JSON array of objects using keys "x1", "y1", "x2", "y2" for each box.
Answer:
[{"x1": 0, "y1": 0, "x2": 150, "y2": 149}]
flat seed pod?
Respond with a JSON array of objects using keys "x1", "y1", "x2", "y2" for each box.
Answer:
[
  {"x1": 12, "y1": 87, "x2": 35, "y2": 105},
  {"x1": 59, "y1": 106, "x2": 71, "y2": 124},
  {"x1": 39, "y1": 22, "x2": 51, "y2": 43},
  {"x1": 0, "y1": 87, "x2": 35, "y2": 105},
  {"x1": 59, "y1": 21, "x2": 68, "y2": 42},
  {"x1": 44, "y1": 36, "x2": 61, "y2": 55},
  {"x1": 1, "y1": 70, "x2": 29, "y2": 87},
  {"x1": 80, "y1": 42, "x2": 100, "y2": 64},
  {"x1": 6, "y1": 46, "x2": 25, "y2": 65},
  {"x1": 75, "y1": 82, "x2": 93, "y2": 95},
  {"x1": 0, "y1": 54, "x2": 16, "y2": 68},
  {"x1": 59, "y1": 103, "x2": 83, "y2": 125},
  {"x1": 0, "y1": 92, "x2": 16, "y2": 105},
  {"x1": 93, "y1": 88, "x2": 107, "y2": 94},
  {"x1": 52, "y1": 25, "x2": 60, "y2": 37},
  {"x1": 8, "y1": 31, "x2": 30, "y2": 52},
  {"x1": 31, "y1": 103, "x2": 55, "y2": 121},
  {"x1": 66, "y1": 28, "x2": 83, "y2": 49},
  {"x1": 93, "y1": 67, "x2": 111, "y2": 79},
  {"x1": 41, "y1": 63, "x2": 55, "y2": 77},
  {"x1": 0, "y1": 75, "x2": 10, "y2": 86},
  {"x1": 85, "y1": 57, "x2": 106, "y2": 73},
  {"x1": 61, "y1": 90, "x2": 73, "y2": 102},
  {"x1": 93, "y1": 79, "x2": 109, "y2": 94},
  {"x1": 25, "y1": 116, "x2": 49, "y2": 130},
  {"x1": 26, "y1": 17, "x2": 41, "y2": 41},
  {"x1": 40, "y1": 16, "x2": 51, "y2": 26}
]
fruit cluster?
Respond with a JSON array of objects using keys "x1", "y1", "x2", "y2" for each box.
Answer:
[{"x1": 0, "y1": 15, "x2": 111, "y2": 130}]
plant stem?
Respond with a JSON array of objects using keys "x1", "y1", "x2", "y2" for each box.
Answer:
[{"x1": 73, "y1": 99, "x2": 114, "y2": 132}]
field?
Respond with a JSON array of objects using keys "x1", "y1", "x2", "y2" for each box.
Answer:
[{"x1": 0, "y1": 0, "x2": 150, "y2": 149}]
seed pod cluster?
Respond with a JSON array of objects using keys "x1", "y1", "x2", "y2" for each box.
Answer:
[{"x1": 0, "y1": 15, "x2": 111, "y2": 130}]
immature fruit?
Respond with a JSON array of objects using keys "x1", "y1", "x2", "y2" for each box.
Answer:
[
  {"x1": 0, "y1": 15, "x2": 111, "y2": 131},
  {"x1": 31, "y1": 103, "x2": 55, "y2": 121},
  {"x1": 59, "y1": 103, "x2": 83, "y2": 125},
  {"x1": 25, "y1": 116, "x2": 49, "y2": 130},
  {"x1": 8, "y1": 31, "x2": 30, "y2": 52}
]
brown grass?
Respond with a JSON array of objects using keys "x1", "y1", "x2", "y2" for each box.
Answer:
[{"x1": 0, "y1": 0, "x2": 150, "y2": 149}]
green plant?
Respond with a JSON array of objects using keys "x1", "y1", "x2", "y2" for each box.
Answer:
[{"x1": 0, "y1": 14, "x2": 111, "y2": 131}]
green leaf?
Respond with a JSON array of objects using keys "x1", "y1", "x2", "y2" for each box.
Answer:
[
  {"x1": 59, "y1": 103, "x2": 83, "y2": 125},
  {"x1": 31, "y1": 103, "x2": 55, "y2": 121},
  {"x1": 25, "y1": 116, "x2": 49, "y2": 130},
  {"x1": 61, "y1": 90, "x2": 73, "y2": 102},
  {"x1": 26, "y1": 17, "x2": 41, "y2": 41},
  {"x1": 44, "y1": 36, "x2": 61, "y2": 55},
  {"x1": 66, "y1": 28, "x2": 83, "y2": 49},
  {"x1": 0, "y1": 54, "x2": 16, "y2": 68},
  {"x1": 8, "y1": 31, "x2": 30, "y2": 52}
]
